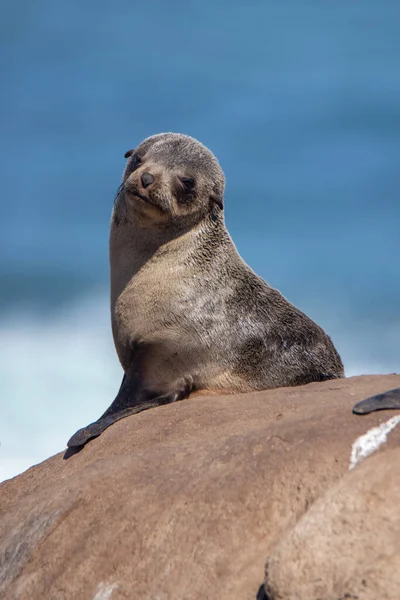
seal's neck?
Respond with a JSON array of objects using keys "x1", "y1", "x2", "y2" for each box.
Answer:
[{"x1": 109, "y1": 208, "x2": 229, "y2": 295}]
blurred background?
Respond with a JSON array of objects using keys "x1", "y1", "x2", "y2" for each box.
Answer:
[{"x1": 1, "y1": 0, "x2": 399, "y2": 482}]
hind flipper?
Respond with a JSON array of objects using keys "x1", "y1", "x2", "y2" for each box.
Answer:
[{"x1": 352, "y1": 387, "x2": 400, "y2": 415}]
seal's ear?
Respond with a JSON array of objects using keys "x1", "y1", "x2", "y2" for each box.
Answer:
[
  {"x1": 124, "y1": 149, "x2": 135, "y2": 159},
  {"x1": 210, "y1": 182, "x2": 224, "y2": 210},
  {"x1": 211, "y1": 194, "x2": 224, "y2": 210}
]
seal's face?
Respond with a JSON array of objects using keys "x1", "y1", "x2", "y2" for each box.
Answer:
[{"x1": 118, "y1": 133, "x2": 225, "y2": 229}]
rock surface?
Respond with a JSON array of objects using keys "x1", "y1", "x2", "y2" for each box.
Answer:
[
  {"x1": 1, "y1": 374, "x2": 400, "y2": 600},
  {"x1": 264, "y1": 446, "x2": 400, "y2": 600}
]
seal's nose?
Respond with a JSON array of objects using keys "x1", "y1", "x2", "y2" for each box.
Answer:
[{"x1": 141, "y1": 172, "x2": 154, "y2": 188}]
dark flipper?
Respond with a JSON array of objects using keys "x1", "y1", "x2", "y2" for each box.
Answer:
[
  {"x1": 67, "y1": 400, "x2": 168, "y2": 448},
  {"x1": 353, "y1": 387, "x2": 400, "y2": 415},
  {"x1": 67, "y1": 376, "x2": 191, "y2": 449}
]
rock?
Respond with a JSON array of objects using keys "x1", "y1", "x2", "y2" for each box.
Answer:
[
  {"x1": 0, "y1": 374, "x2": 399, "y2": 600},
  {"x1": 264, "y1": 447, "x2": 400, "y2": 600}
]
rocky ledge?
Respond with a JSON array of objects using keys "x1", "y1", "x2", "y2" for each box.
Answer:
[{"x1": 1, "y1": 374, "x2": 399, "y2": 600}]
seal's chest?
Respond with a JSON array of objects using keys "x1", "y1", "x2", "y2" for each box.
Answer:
[{"x1": 113, "y1": 266, "x2": 179, "y2": 337}]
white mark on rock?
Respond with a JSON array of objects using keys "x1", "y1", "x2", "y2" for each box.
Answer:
[
  {"x1": 93, "y1": 582, "x2": 118, "y2": 600},
  {"x1": 350, "y1": 414, "x2": 400, "y2": 470}
]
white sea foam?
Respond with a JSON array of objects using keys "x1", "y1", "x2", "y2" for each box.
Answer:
[
  {"x1": 0, "y1": 292, "x2": 398, "y2": 483},
  {"x1": 0, "y1": 292, "x2": 121, "y2": 483}
]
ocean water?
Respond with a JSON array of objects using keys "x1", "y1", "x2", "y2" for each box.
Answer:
[{"x1": 1, "y1": 1, "x2": 399, "y2": 482}]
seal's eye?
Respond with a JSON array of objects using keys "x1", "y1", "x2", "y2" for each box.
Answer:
[
  {"x1": 130, "y1": 154, "x2": 142, "y2": 171},
  {"x1": 180, "y1": 177, "x2": 195, "y2": 191}
]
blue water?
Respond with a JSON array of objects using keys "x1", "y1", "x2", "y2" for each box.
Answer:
[{"x1": 1, "y1": 1, "x2": 399, "y2": 481}]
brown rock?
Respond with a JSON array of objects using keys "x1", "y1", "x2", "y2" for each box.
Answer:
[
  {"x1": 0, "y1": 374, "x2": 399, "y2": 600},
  {"x1": 264, "y1": 447, "x2": 400, "y2": 600}
]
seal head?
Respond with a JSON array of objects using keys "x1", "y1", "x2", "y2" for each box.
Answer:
[{"x1": 117, "y1": 133, "x2": 224, "y2": 230}]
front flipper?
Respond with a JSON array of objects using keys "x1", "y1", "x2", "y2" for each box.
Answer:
[
  {"x1": 353, "y1": 387, "x2": 400, "y2": 415},
  {"x1": 67, "y1": 376, "x2": 191, "y2": 448}
]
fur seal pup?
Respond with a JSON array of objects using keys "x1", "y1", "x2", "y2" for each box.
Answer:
[
  {"x1": 353, "y1": 387, "x2": 400, "y2": 414},
  {"x1": 67, "y1": 133, "x2": 344, "y2": 448}
]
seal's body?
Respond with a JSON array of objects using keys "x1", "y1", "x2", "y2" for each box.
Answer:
[{"x1": 68, "y1": 133, "x2": 344, "y2": 448}]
